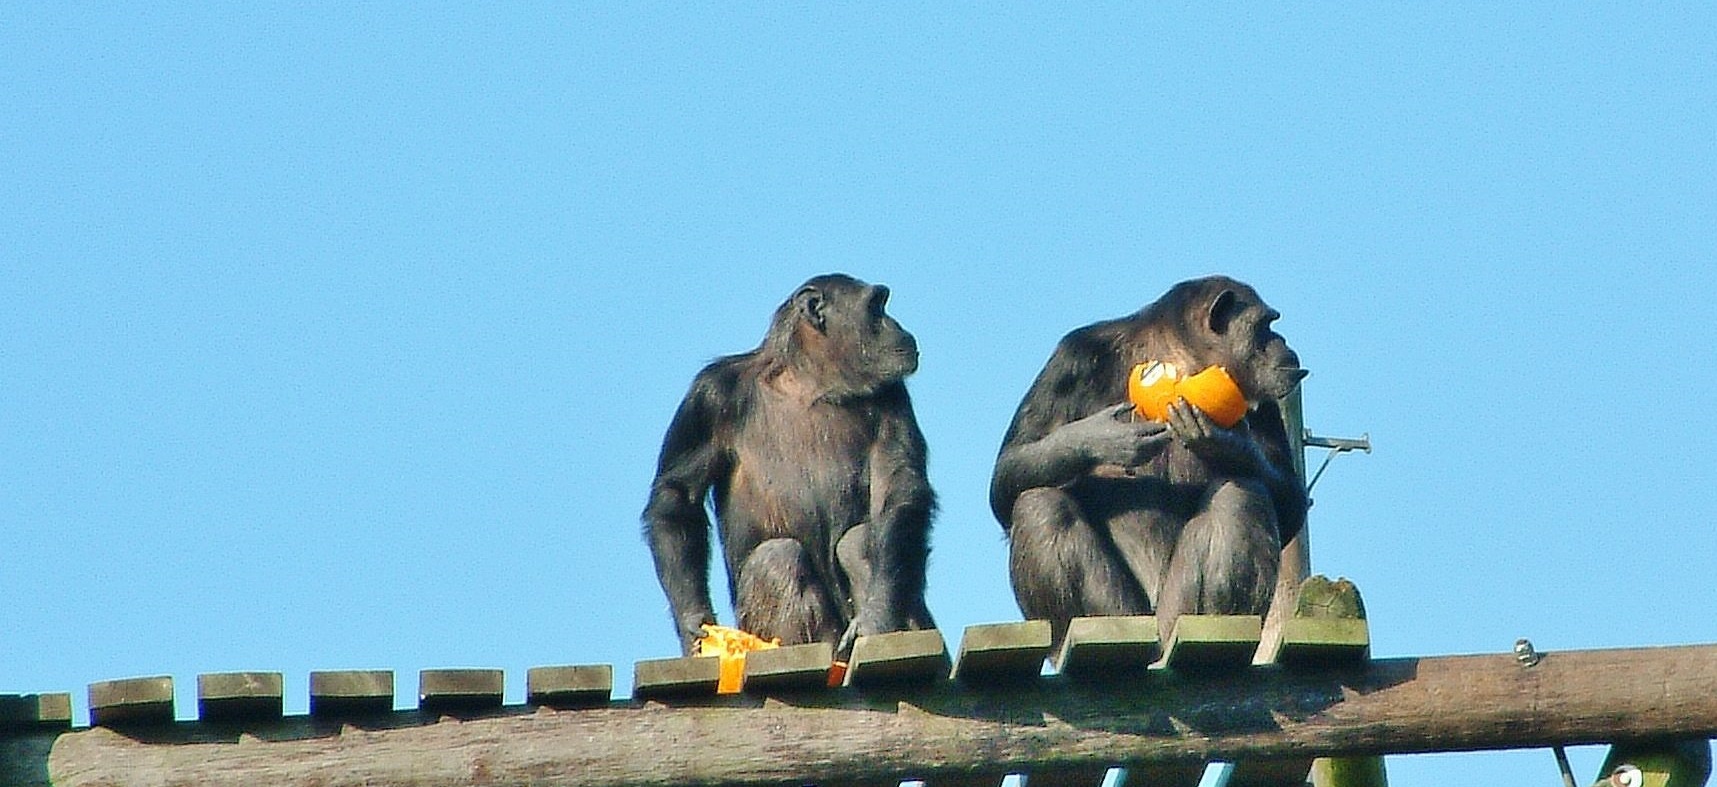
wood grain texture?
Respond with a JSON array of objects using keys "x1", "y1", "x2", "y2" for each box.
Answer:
[{"x1": 4, "y1": 643, "x2": 1715, "y2": 787}]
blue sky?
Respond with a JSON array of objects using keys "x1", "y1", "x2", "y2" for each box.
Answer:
[{"x1": 4, "y1": 5, "x2": 1714, "y2": 785}]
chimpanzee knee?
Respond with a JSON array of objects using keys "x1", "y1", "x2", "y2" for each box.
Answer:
[
  {"x1": 1009, "y1": 487, "x2": 1149, "y2": 647},
  {"x1": 1157, "y1": 479, "x2": 1281, "y2": 638},
  {"x1": 735, "y1": 538, "x2": 844, "y2": 645}
]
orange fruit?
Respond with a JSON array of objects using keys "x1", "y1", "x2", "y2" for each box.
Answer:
[
  {"x1": 694, "y1": 624, "x2": 780, "y2": 694},
  {"x1": 1127, "y1": 362, "x2": 1248, "y2": 428},
  {"x1": 1178, "y1": 366, "x2": 1247, "y2": 428},
  {"x1": 1127, "y1": 361, "x2": 1182, "y2": 422}
]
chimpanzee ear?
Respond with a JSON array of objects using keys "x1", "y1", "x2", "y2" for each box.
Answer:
[
  {"x1": 1207, "y1": 289, "x2": 1240, "y2": 335},
  {"x1": 795, "y1": 286, "x2": 827, "y2": 332}
]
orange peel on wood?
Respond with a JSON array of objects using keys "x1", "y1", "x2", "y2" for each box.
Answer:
[
  {"x1": 1127, "y1": 361, "x2": 1248, "y2": 428},
  {"x1": 694, "y1": 624, "x2": 781, "y2": 694}
]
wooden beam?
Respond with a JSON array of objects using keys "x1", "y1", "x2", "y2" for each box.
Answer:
[{"x1": 5, "y1": 642, "x2": 1716, "y2": 787}]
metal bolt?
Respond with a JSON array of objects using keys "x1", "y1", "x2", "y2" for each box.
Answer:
[{"x1": 1514, "y1": 638, "x2": 1541, "y2": 668}]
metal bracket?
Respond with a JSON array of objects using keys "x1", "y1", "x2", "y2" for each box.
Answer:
[{"x1": 1303, "y1": 431, "x2": 1372, "y2": 494}]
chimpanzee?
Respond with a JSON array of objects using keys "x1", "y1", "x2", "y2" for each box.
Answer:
[
  {"x1": 644, "y1": 274, "x2": 937, "y2": 656},
  {"x1": 989, "y1": 276, "x2": 1308, "y2": 645}
]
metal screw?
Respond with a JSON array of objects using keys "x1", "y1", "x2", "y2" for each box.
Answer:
[{"x1": 1514, "y1": 638, "x2": 1541, "y2": 668}]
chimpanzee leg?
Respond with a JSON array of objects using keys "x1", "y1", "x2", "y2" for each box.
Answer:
[
  {"x1": 1156, "y1": 479, "x2": 1281, "y2": 641},
  {"x1": 835, "y1": 524, "x2": 870, "y2": 613},
  {"x1": 1008, "y1": 487, "x2": 1150, "y2": 647},
  {"x1": 735, "y1": 538, "x2": 845, "y2": 646}
]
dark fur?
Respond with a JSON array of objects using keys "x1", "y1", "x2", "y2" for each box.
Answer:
[
  {"x1": 990, "y1": 276, "x2": 1308, "y2": 645},
  {"x1": 644, "y1": 274, "x2": 936, "y2": 655}
]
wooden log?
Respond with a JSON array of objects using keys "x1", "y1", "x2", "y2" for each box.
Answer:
[
  {"x1": 6, "y1": 643, "x2": 1717, "y2": 787},
  {"x1": 1224, "y1": 576, "x2": 1375, "y2": 787}
]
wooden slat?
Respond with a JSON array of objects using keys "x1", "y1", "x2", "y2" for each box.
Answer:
[
  {"x1": 632, "y1": 656, "x2": 721, "y2": 700},
  {"x1": 1277, "y1": 618, "x2": 1370, "y2": 667},
  {"x1": 309, "y1": 670, "x2": 394, "y2": 716},
  {"x1": 88, "y1": 675, "x2": 174, "y2": 726},
  {"x1": 1055, "y1": 616, "x2": 1159, "y2": 678},
  {"x1": 527, "y1": 665, "x2": 613, "y2": 708},
  {"x1": 10, "y1": 642, "x2": 1717, "y2": 787},
  {"x1": 1161, "y1": 616, "x2": 1261, "y2": 671},
  {"x1": 743, "y1": 643, "x2": 835, "y2": 693},
  {"x1": 1113, "y1": 764, "x2": 1207, "y2": 787},
  {"x1": 845, "y1": 629, "x2": 950, "y2": 687},
  {"x1": 197, "y1": 672, "x2": 284, "y2": 721},
  {"x1": 952, "y1": 622, "x2": 1052, "y2": 684},
  {"x1": 418, "y1": 669, "x2": 504, "y2": 713},
  {"x1": 0, "y1": 694, "x2": 71, "y2": 730}
]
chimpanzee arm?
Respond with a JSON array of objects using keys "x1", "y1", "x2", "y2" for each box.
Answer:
[
  {"x1": 1166, "y1": 399, "x2": 1307, "y2": 544},
  {"x1": 642, "y1": 367, "x2": 731, "y2": 655},
  {"x1": 990, "y1": 331, "x2": 1167, "y2": 526},
  {"x1": 1247, "y1": 399, "x2": 1308, "y2": 545},
  {"x1": 845, "y1": 383, "x2": 936, "y2": 645}
]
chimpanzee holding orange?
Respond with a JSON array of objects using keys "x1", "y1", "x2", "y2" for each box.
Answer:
[{"x1": 990, "y1": 276, "x2": 1309, "y2": 646}]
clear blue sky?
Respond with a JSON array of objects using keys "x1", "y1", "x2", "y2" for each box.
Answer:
[{"x1": 4, "y1": 5, "x2": 1713, "y2": 785}]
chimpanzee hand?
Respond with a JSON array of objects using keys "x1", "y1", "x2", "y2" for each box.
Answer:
[
  {"x1": 1055, "y1": 402, "x2": 1172, "y2": 470},
  {"x1": 678, "y1": 611, "x2": 717, "y2": 657},
  {"x1": 836, "y1": 602, "x2": 904, "y2": 656},
  {"x1": 1166, "y1": 399, "x2": 1261, "y2": 474}
]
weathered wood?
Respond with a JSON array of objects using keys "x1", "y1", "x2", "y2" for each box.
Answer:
[
  {"x1": 418, "y1": 669, "x2": 503, "y2": 713},
  {"x1": 197, "y1": 672, "x2": 284, "y2": 722},
  {"x1": 952, "y1": 622, "x2": 1051, "y2": 684},
  {"x1": 846, "y1": 629, "x2": 950, "y2": 687},
  {"x1": 1309, "y1": 756, "x2": 1390, "y2": 787},
  {"x1": 1278, "y1": 619, "x2": 1370, "y2": 668},
  {"x1": 633, "y1": 655, "x2": 721, "y2": 699},
  {"x1": 86, "y1": 677, "x2": 173, "y2": 727},
  {"x1": 1055, "y1": 616, "x2": 1159, "y2": 679},
  {"x1": 7, "y1": 643, "x2": 1716, "y2": 787},
  {"x1": 309, "y1": 670, "x2": 393, "y2": 717},
  {"x1": 1113, "y1": 764, "x2": 1207, "y2": 787},
  {"x1": 527, "y1": 665, "x2": 613, "y2": 708},
  {"x1": 0, "y1": 696, "x2": 71, "y2": 731},
  {"x1": 1225, "y1": 576, "x2": 1376, "y2": 787},
  {"x1": 1160, "y1": 615, "x2": 1261, "y2": 671},
  {"x1": 743, "y1": 643, "x2": 835, "y2": 693}
]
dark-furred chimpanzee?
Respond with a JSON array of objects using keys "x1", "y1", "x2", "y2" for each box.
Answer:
[
  {"x1": 990, "y1": 276, "x2": 1308, "y2": 645},
  {"x1": 644, "y1": 274, "x2": 937, "y2": 656}
]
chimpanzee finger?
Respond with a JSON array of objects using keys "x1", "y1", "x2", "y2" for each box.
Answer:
[{"x1": 1167, "y1": 399, "x2": 1205, "y2": 441}]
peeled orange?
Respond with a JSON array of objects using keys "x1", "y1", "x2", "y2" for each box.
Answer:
[
  {"x1": 1127, "y1": 361, "x2": 1182, "y2": 422},
  {"x1": 1127, "y1": 362, "x2": 1248, "y2": 428},
  {"x1": 694, "y1": 624, "x2": 781, "y2": 694}
]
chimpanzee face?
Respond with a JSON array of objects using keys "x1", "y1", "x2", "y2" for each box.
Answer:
[
  {"x1": 795, "y1": 275, "x2": 919, "y2": 389},
  {"x1": 1208, "y1": 287, "x2": 1306, "y2": 401}
]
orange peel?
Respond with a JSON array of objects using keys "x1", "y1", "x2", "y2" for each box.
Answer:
[
  {"x1": 694, "y1": 624, "x2": 780, "y2": 694},
  {"x1": 1127, "y1": 361, "x2": 1248, "y2": 428}
]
